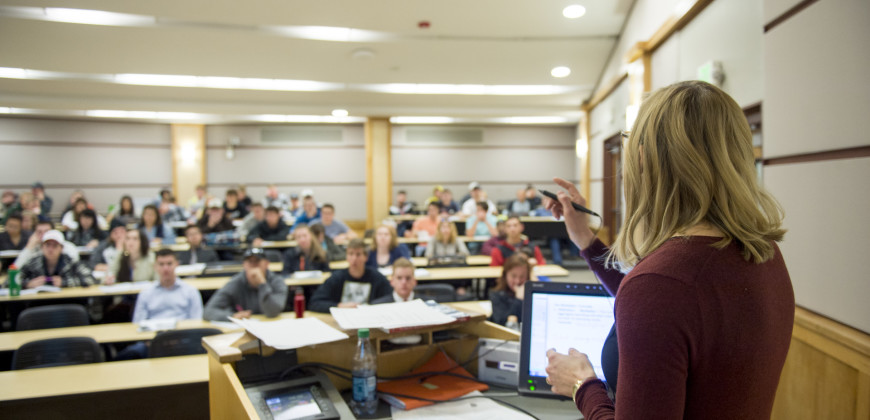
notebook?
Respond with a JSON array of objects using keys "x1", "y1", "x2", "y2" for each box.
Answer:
[{"x1": 518, "y1": 281, "x2": 615, "y2": 398}]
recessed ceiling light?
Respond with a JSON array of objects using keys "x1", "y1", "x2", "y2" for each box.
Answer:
[
  {"x1": 331, "y1": 109, "x2": 349, "y2": 117},
  {"x1": 562, "y1": 5, "x2": 587, "y2": 19},
  {"x1": 551, "y1": 66, "x2": 571, "y2": 78}
]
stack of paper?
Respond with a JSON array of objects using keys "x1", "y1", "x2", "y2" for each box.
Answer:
[
  {"x1": 329, "y1": 299, "x2": 456, "y2": 331},
  {"x1": 229, "y1": 317, "x2": 348, "y2": 350},
  {"x1": 291, "y1": 270, "x2": 323, "y2": 279},
  {"x1": 0, "y1": 285, "x2": 62, "y2": 296},
  {"x1": 175, "y1": 263, "x2": 206, "y2": 277},
  {"x1": 98, "y1": 281, "x2": 152, "y2": 293},
  {"x1": 138, "y1": 318, "x2": 178, "y2": 332}
]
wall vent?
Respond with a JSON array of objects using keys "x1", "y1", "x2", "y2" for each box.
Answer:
[
  {"x1": 260, "y1": 126, "x2": 344, "y2": 144},
  {"x1": 405, "y1": 127, "x2": 484, "y2": 145}
]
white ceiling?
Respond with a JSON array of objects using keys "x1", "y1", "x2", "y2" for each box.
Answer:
[{"x1": 0, "y1": 0, "x2": 634, "y2": 125}]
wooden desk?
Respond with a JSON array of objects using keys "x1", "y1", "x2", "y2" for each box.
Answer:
[
  {"x1": 327, "y1": 254, "x2": 492, "y2": 270},
  {"x1": 397, "y1": 235, "x2": 489, "y2": 245},
  {"x1": 0, "y1": 355, "x2": 209, "y2": 419},
  {"x1": 0, "y1": 319, "x2": 242, "y2": 353}
]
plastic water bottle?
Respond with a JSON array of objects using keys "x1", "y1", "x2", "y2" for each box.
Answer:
[
  {"x1": 293, "y1": 288, "x2": 305, "y2": 318},
  {"x1": 351, "y1": 328, "x2": 378, "y2": 416},
  {"x1": 8, "y1": 265, "x2": 20, "y2": 297},
  {"x1": 505, "y1": 315, "x2": 520, "y2": 331}
]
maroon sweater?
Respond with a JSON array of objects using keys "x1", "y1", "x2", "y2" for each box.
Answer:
[{"x1": 576, "y1": 236, "x2": 794, "y2": 420}]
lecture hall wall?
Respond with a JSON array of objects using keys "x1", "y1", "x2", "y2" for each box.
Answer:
[
  {"x1": 0, "y1": 117, "x2": 577, "y2": 222},
  {"x1": 581, "y1": 0, "x2": 869, "y2": 333}
]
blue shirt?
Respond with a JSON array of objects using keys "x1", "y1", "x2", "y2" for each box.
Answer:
[
  {"x1": 140, "y1": 223, "x2": 177, "y2": 244},
  {"x1": 466, "y1": 214, "x2": 499, "y2": 237},
  {"x1": 132, "y1": 278, "x2": 203, "y2": 323}
]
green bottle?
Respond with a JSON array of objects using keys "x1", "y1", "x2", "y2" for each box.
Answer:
[{"x1": 8, "y1": 265, "x2": 21, "y2": 297}]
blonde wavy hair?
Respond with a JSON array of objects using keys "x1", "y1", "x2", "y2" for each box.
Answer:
[{"x1": 611, "y1": 81, "x2": 785, "y2": 268}]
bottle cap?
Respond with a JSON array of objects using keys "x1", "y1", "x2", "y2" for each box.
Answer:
[{"x1": 357, "y1": 328, "x2": 369, "y2": 338}]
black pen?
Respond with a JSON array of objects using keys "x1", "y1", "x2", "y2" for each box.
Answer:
[{"x1": 539, "y1": 189, "x2": 600, "y2": 217}]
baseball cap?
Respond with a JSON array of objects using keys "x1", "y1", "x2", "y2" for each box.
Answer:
[
  {"x1": 42, "y1": 230, "x2": 64, "y2": 245},
  {"x1": 243, "y1": 248, "x2": 267, "y2": 261},
  {"x1": 206, "y1": 198, "x2": 223, "y2": 209},
  {"x1": 290, "y1": 193, "x2": 299, "y2": 199},
  {"x1": 468, "y1": 181, "x2": 480, "y2": 191},
  {"x1": 300, "y1": 189, "x2": 314, "y2": 198},
  {"x1": 32, "y1": 182, "x2": 45, "y2": 190}
]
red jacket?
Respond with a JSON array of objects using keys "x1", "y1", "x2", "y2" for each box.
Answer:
[{"x1": 489, "y1": 238, "x2": 545, "y2": 266}]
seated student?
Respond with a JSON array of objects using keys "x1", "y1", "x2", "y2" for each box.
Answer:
[
  {"x1": 138, "y1": 204, "x2": 176, "y2": 245},
  {"x1": 389, "y1": 190, "x2": 415, "y2": 215},
  {"x1": 309, "y1": 239, "x2": 392, "y2": 312},
  {"x1": 282, "y1": 224, "x2": 330, "y2": 275},
  {"x1": 0, "y1": 190, "x2": 18, "y2": 224},
  {"x1": 262, "y1": 184, "x2": 290, "y2": 211},
  {"x1": 31, "y1": 182, "x2": 53, "y2": 216},
  {"x1": 204, "y1": 248, "x2": 288, "y2": 320},
  {"x1": 18, "y1": 230, "x2": 95, "y2": 289},
  {"x1": 88, "y1": 219, "x2": 127, "y2": 271},
  {"x1": 425, "y1": 219, "x2": 469, "y2": 258},
  {"x1": 14, "y1": 220, "x2": 80, "y2": 268},
  {"x1": 439, "y1": 188, "x2": 460, "y2": 215},
  {"x1": 371, "y1": 258, "x2": 417, "y2": 304},
  {"x1": 367, "y1": 224, "x2": 411, "y2": 269},
  {"x1": 158, "y1": 196, "x2": 188, "y2": 224},
  {"x1": 19, "y1": 210, "x2": 38, "y2": 233},
  {"x1": 107, "y1": 228, "x2": 157, "y2": 284},
  {"x1": 66, "y1": 209, "x2": 107, "y2": 248},
  {"x1": 524, "y1": 185, "x2": 541, "y2": 209},
  {"x1": 529, "y1": 196, "x2": 577, "y2": 266},
  {"x1": 481, "y1": 219, "x2": 507, "y2": 256},
  {"x1": 176, "y1": 225, "x2": 219, "y2": 265},
  {"x1": 197, "y1": 199, "x2": 235, "y2": 234},
  {"x1": 247, "y1": 206, "x2": 290, "y2": 247},
  {"x1": 238, "y1": 202, "x2": 265, "y2": 239},
  {"x1": 0, "y1": 214, "x2": 31, "y2": 251},
  {"x1": 310, "y1": 223, "x2": 345, "y2": 262},
  {"x1": 490, "y1": 216, "x2": 545, "y2": 266},
  {"x1": 117, "y1": 249, "x2": 205, "y2": 360},
  {"x1": 292, "y1": 195, "x2": 321, "y2": 230},
  {"x1": 465, "y1": 202, "x2": 499, "y2": 239},
  {"x1": 107, "y1": 195, "x2": 138, "y2": 226},
  {"x1": 489, "y1": 253, "x2": 532, "y2": 326},
  {"x1": 406, "y1": 201, "x2": 441, "y2": 240},
  {"x1": 461, "y1": 184, "x2": 497, "y2": 218},
  {"x1": 223, "y1": 189, "x2": 248, "y2": 220},
  {"x1": 236, "y1": 184, "x2": 252, "y2": 212},
  {"x1": 15, "y1": 192, "x2": 49, "y2": 223},
  {"x1": 187, "y1": 184, "x2": 208, "y2": 216},
  {"x1": 509, "y1": 188, "x2": 532, "y2": 216},
  {"x1": 61, "y1": 197, "x2": 107, "y2": 231},
  {"x1": 311, "y1": 204, "x2": 357, "y2": 245},
  {"x1": 287, "y1": 192, "x2": 302, "y2": 218}
]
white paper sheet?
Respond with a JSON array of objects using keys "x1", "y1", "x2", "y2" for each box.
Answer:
[
  {"x1": 229, "y1": 317, "x2": 348, "y2": 350},
  {"x1": 0, "y1": 285, "x2": 62, "y2": 296},
  {"x1": 98, "y1": 281, "x2": 152, "y2": 293},
  {"x1": 138, "y1": 318, "x2": 178, "y2": 332},
  {"x1": 329, "y1": 299, "x2": 457, "y2": 330},
  {"x1": 175, "y1": 263, "x2": 206, "y2": 277},
  {"x1": 390, "y1": 391, "x2": 535, "y2": 420},
  {"x1": 291, "y1": 270, "x2": 323, "y2": 279}
]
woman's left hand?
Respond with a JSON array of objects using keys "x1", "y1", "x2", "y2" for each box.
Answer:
[{"x1": 545, "y1": 348, "x2": 598, "y2": 397}]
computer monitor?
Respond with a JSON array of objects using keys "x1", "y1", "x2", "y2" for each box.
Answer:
[{"x1": 518, "y1": 281, "x2": 615, "y2": 398}]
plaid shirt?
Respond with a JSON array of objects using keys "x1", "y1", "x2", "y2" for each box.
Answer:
[{"x1": 19, "y1": 252, "x2": 95, "y2": 288}]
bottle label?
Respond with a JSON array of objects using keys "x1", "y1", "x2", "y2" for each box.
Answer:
[{"x1": 352, "y1": 375, "x2": 377, "y2": 402}]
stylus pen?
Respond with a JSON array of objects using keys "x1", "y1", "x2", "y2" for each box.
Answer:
[{"x1": 539, "y1": 189, "x2": 601, "y2": 217}]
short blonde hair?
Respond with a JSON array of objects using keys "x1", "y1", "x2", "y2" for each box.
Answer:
[
  {"x1": 392, "y1": 257, "x2": 415, "y2": 273},
  {"x1": 612, "y1": 81, "x2": 785, "y2": 268}
]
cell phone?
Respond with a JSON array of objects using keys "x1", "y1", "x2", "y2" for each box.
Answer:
[{"x1": 538, "y1": 189, "x2": 600, "y2": 217}]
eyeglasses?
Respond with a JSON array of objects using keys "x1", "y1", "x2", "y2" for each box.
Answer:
[{"x1": 621, "y1": 130, "x2": 643, "y2": 145}]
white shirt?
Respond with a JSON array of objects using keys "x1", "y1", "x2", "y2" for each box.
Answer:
[{"x1": 393, "y1": 291, "x2": 415, "y2": 303}]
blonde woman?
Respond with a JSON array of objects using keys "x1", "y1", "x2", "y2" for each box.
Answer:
[
  {"x1": 425, "y1": 219, "x2": 469, "y2": 258},
  {"x1": 545, "y1": 81, "x2": 794, "y2": 419},
  {"x1": 366, "y1": 224, "x2": 411, "y2": 268}
]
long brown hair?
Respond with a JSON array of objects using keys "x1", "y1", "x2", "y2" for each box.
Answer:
[
  {"x1": 117, "y1": 228, "x2": 150, "y2": 283},
  {"x1": 611, "y1": 81, "x2": 785, "y2": 268},
  {"x1": 494, "y1": 252, "x2": 531, "y2": 297},
  {"x1": 294, "y1": 224, "x2": 326, "y2": 263}
]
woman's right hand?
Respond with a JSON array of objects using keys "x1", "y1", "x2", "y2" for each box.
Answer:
[
  {"x1": 104, "y1": 274, "x2": 116, "y2": 285},
  {"x1": 548, "y1": 177, "x2": 596, "y2": 250}
]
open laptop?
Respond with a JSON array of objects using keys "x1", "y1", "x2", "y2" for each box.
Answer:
[{"x1": 518, "y1": 281, "x2": 615, "y2": 398}]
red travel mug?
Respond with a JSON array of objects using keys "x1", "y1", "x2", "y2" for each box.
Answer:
[{"x1": 294, "y1": 288, "x2": 305, "y2": 318}]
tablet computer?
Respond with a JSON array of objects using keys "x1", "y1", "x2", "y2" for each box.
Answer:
[{"x1": 518, "y1": 281, "x2": 615, "y2": 398}]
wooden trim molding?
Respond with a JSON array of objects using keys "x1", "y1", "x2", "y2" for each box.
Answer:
[
  {"x1": 584, "y1": 73, "x2": 628, "y2": 112},
  {"x1": 208, "y1": 182, "x2": 366, "y2": 188},
  {"x1": 0, "y1": 140, "x2": 168, "y2": 149},
  {"x1": 763, "y1": 145, "x2": 870, "y2": 166},
  {"x1": 204, "y1": 144, "x2": 364, "y2": 150},
  {"x1": 764, "y1": 0, "x2": 820, "y2": 33},
  {"x1": 391, "y1": 145, "x2": 574, "y2": 150}
]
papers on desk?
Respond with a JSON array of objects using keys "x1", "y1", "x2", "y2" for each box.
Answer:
[
  {"x1": 229, "y1": 317, "x2": 348, "y2": 350},
  {"x1": 98, "y1": 281, "x2": 152, "y2": 293},
  {"x1": 329, "y1": 299, "x2": 456, "y2": 331},
  {"x1": 0, "y1": 250, "x2": 20, "y2": 258},
  {"x1": 291, "y1": 270, "x2": 323, "y2": 279},
  {"x1": 138, "y1": 318, "x2": 178, "y2": 332},
  {"x1": 0, "y1": 285, "x2": 62, "y2": 296},
  {"x1": 390, "y1": 391, "x2": 534, "y2": 420},
  {"x1": 209, "y1": 320, "x2": 242, "y2": 330},
  {"x1": 414, "y1": 268, "x2": 431, "y2": 278},
  {"x1": 175, "y1": 263, "x2": 206, "y2": 277}
]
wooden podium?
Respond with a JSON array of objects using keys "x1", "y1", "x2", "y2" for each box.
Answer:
[{"x1": 202, "y1": 305, "x2": 519, "y2": 419}]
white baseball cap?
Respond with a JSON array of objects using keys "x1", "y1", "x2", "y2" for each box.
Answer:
[{"x1": 42, "y1": 230, "x2": 65, "y2": 245}]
